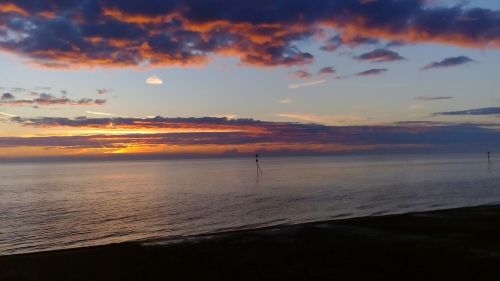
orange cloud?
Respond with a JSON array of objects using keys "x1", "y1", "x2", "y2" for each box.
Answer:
[
  {"x1": 0, "y1": 3, "x2": 27, "y2": 16},
  {"x1": 102, "y1": 8, "x2": 176, "y2": 24}
]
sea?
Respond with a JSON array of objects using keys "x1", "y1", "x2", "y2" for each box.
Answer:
[{"x1": 1, "y1": 154, "x2": 500, "y2": 255}]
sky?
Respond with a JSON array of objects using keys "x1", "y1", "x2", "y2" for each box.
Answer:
[{"x1": 1, "y1": 0, "x2": 500, "y2": 160}]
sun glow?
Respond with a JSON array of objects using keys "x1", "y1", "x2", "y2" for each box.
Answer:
[{"x1": 47, "y1": 127, "x2": 244, "y2": 136}]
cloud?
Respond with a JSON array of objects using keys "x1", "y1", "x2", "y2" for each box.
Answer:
[
  {"x1": 0, "y1": 111, "x2": 17, "y2": 117},
  {"x1": 410, "y1": 104, "x2": 423, "y2": 110},
  {"x1": 422, "y1": 56, "x2": 474, "y2": 70},
  {"x1": 209, "y1": 114, "x2": 239, "y2": 120},
  {"x1": 355, "y1": 68, "x2": 388, "y2": 76},
  {"x1": 292, "y1": 67, "x2": 335, "y2": 80},
  {"x1": 0, "y1": 93, "x2": 106, "y2": 106},
  {"x1": 93, "y1": 99, "x2": 106, "y2": 105},
  {"x1": 320, "y1": 34, "x2": 379, "y2": 52},
  {"x1": 0, "y1": 3, "x2": 27, "y2": 16},
  {"x1": 355, "y1": 49, "x2": 405, "y2": 62},
  {"x1": 392, "y1": 121, "x2": 448, "y2": 126},
  {"x1": 318, "y1": 67, "x2": 336, "y2": 76},
  {"x1": 276, "y1": 113, "x2": 371, "y2": 125},
  {"x1": 4, "y1": 116, "x2": 500, "y2": 159},
  {"x1": 1, "y1": 93, "x2": 15, "y2": 100},
  {"x1": 433, "y1": 107, "x2": 500, "y2": 116},
  {"x1": 97, "y1": 89, "x2": 112, "y2": 95},
  {"x1": 10, "y1": 116, "x2": 262, "y2": 130},
  {"x1": 289, "y1": 80, "x2": 326, "y2": 89},
  {"x1": 291, "y1": 70, "x2": 312, "y2": 79},
  {"x1": 414, "y1": 96, "x2": 454, "y2": 101},
  {"x1": 0, "y1": 1, "x2": 499, "y2": 68},
  {"x1": 319, "y1": 36, "x2": 343, "y2": 52},
  {"x1": 146, "y1": 75, "x2": 163, "y2": 85},
  {"x1": 277, "y1": 99, "x2": 293, "y2": 104},
  {"x1": 10, "y1": 88, "x2": 28, "y2": 92},
  {"x1": 336, "y1": 68, "x2": 388, "y2": 79},
  {"x1": 385, "y1": 40, "x2": 407, "y2": 48},
  {"x1": 86, "y1": 110, "x2": 116, "y2": 116}
]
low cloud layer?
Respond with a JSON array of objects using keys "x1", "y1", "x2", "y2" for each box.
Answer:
[
  {"x1": 0, "y1": 1, "x2": 499, "y2": 68},
  {"x1": 3, "y1": 116, "x2": 500, "y2": 159}
]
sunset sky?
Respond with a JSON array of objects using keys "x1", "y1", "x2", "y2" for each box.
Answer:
[{"x1": 1, "y1": 0, "x2": 500, "y2": 160}]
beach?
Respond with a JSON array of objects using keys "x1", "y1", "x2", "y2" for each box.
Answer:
[{"x1": 2, "y1": 204, "x2": 500, "y2": 281}]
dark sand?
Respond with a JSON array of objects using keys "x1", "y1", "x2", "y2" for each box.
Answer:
[{"x1": 2, "y1": 205, "x2": 500, "y2": 281}]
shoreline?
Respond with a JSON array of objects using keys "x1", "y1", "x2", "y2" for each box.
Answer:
[
  {"x1": 2, "y1": 204, "x2": 500, "y2": 280},
  {"x1": 3, "y1": 202, "x2": 497, "y2": 256}
]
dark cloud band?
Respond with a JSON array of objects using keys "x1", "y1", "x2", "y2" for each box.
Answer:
[
  {"x1": 5, "y1": 115, "x2": 499, "y2": 147},
  {"x1": 414, "y1": 96, "x2": 453, "y2": 101},
  {"x1": 355, "y1": 68, "x2": 388, "y2": 76},
  {"x1": 0, "y1": 93, "x2": 105, "y2": 106},
  {"x1": 434, "y1": 107, "x2": 500, "y2": 116}
]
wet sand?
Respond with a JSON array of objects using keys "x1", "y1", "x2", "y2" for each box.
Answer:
[{"x1": 1, "y1": 204, "x2": 500, "y2": 281}]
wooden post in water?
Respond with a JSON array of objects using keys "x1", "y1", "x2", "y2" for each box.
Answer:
[{"x1": 256, "y1": 154, "x2": 263, "y2": 175}]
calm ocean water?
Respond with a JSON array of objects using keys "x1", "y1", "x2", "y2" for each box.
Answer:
[{"x1": 1, "y1": 154, "x2": 500, "y2": 255}]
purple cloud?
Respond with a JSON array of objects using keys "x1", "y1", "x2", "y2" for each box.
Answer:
[
  {"x1": 0, "y1": 93, "x2": 106, "y2": 106},
  {"x1": 355, "y1": 49, "x2": 405, "y2": 62},
  {"x1": 291, "y1": 70, "x2": 312, "y2": 79},
  {"x1": 320, "y1": 34, "x2": 379, "y2": 52},
  {"x1": 422, "y1": 56, "x2": 474, "y2": 70},
  {"x1": 318, "y1": 67, "x2": 336, "y2": 76},
  {"x1": 433, "y1": 107, "x2": 500, "y2": 116},
  {"x1": 355, "y1": 68, "x2": 388, "y2": 76}
]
